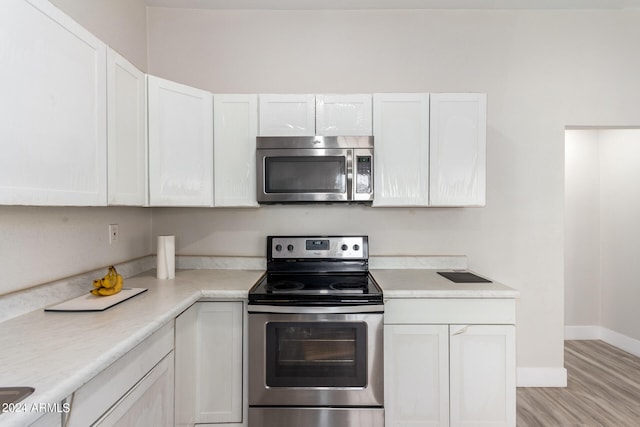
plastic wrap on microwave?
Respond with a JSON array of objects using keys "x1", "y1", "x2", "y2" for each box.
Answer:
[
  {"x1": 258, "y1": 94, "x2": 316, "y2": 136},
  {"x1": 316, "y1": 94, "x2": 373, "y2": 136}
]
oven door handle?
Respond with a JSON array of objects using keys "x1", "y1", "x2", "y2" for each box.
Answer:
[{"x1": 248, "y1": 304, "x2": 384, "y2": 314}]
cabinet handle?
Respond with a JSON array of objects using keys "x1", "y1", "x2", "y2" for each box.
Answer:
[
  {"x1": 451, "y1": 325, "x2": 469, "y2": 336},
  {"x1": 346, "y1": 149, "x2": 354, "y2": 200}
]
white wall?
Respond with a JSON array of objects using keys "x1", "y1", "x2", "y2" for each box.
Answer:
[
  {"x1": 49, "y1": 0, "x2": 148, "y2": 71},
  {"x1": 0, "y1": 207, "x2": 152, "y2": 295},
  {"x1": 147, "y1": 7, "x2": 640, "y2": 377},
  {"x1": 0, "y1": 0, "x2": 151, "y2": 296},
  {"x1": 565, "y1": 130, "x2": 601, "y2": 327},
  {"x1": 565, "y1": 129, "x2": 640, "y2": 348}
]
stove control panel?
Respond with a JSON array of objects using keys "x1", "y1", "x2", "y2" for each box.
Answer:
[{"x1": 269, "y1": 236, "x2": 367, "y2": 259}]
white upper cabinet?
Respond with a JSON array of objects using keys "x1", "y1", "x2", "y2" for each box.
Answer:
[
  {"x1": 147, "y1": 75, "x2": 213, "y2": 207},
  {"x1": 0, "y1": 0, "x2": 107, "y2": 206},
  {"x1": 373, "y1": 93, "x2": 430, "y2": 206},
  {"x1": 316, "y1": 94, "x2": 372, "y2": 136},
  {"x1": 429, "y1": 93, "x2": 487, "y2": 207},
  {"x1": 214, "y1": 94, "x2": 259, "y2": 207},
  {"x1": 107, "y1": 48, "x2": 147, "y2": 206},
  {"x1": 258, "y1": 94, "x2": 316, "y2": 136}
]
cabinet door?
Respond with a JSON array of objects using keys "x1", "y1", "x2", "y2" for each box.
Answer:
[
  {"x1": 258, "y1": 94, "x2": 315, "y2": 136},
  {"x1": 66, "y1": 322, "x2": 174, "y2": 427},
  {"x1": 373, "y1": 93, "x2": 430, "y2": 206},
  {"x1": 214, "y1": 94, "x2": 259, "y2": 207},
  {"x1": 449, "y1": 325, "x2": 516, "y2": 427},
  {"x1": 107, "y1": 48, "x2": 147, "y2": 206},
  {"x1": 0, "y1": 0, "x2": 107, "y2": 206},
  {"x1": 175, "y1": 302, "x2": 243, "y2": 425},
  {"x1": 94, "y1": 352, "x2": 174, "y2": 427},
  {"x1": 316, "y1": 94, "x2": 372, "y2": 136},
  {"x1": 30, "y1": 412, "x2": 61, "y2": 427},
  {"x1": 429, "y1": 93, "x2": 486, "y2": 207},
  {"x1": 148, "y1": 75, "x2": 213, "y2": 206},
  {"x1": 175, "y1": 302, "x2": 198, "y2": 427},
  {"x1": 385, "y1": 324, "x2": 449, "y2": 427}
]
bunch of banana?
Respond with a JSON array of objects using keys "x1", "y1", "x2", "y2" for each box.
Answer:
[{"x1": 91, "y1": 265, "x2": 124, "y2": 296}]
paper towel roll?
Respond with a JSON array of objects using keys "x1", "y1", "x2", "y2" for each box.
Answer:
[{"x1": 157, "y1": 235, "x2": 175, "y2": 279}]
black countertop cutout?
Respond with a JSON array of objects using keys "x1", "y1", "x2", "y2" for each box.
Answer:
[{"x1": 437, "y1": 271, "x2": 492, "y2": 283}]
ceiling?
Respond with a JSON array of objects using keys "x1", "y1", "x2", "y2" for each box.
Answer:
[{"x1": 144, "y1": 0, "x2": 640, "y2": 10}]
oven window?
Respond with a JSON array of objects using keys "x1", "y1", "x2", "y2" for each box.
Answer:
[
  {"x1": 265, "y1": 157, "x2": 346, "y2": 193},
  {"x1": 265, "y1": 322, "x2": 367, "y2": 387}
]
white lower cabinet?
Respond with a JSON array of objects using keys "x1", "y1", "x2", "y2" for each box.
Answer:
[
  {"x1": 384, "y1": 299, "x2": 516, "y2": 427},
  {"x1": 449, "y1": 324, "x2": 515, "y2": 427},
  {"x1": 175, "y1": 301, "x2": 244, "y2": 426},
  {"x1": 30, "y1": 412, "x2": 62, "y2": 427},
  {"x1": 385, "y1": 324, "x2": 450, "y2": 427},
  {"x1": 93, "y1": 352, "x2": 174, "y2": 427},
  {"x1": 64, "y1": 322, "x2": 174, "y2": 426}
]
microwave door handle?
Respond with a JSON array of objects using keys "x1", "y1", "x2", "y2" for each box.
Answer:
[{"x1": 346, "y1": 149, "x2": 354, "y2": 201}]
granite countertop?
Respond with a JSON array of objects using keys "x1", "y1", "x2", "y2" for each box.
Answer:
[
  {"x1": 0, "y1": 265, "x2": 517, "y2": 426},
  {"x1": 372, "y1": 269, "x2": 520, "y2": 299},
  {"x1": 0, "y1": 268, "x2": 264, "y2": 427}
]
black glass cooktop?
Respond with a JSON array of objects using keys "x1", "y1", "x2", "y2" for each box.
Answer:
[{"x1": 249, "y1": 273, "x2": 383, "y2": 305}]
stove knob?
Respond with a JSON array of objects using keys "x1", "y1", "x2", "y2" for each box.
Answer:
[
  {"x1": 341, "y1": 244, "x2": 348, "y2": 251},
  {"x1": 353, "y1": 244, "x2": 360, "y2": 251},
  {"x1": 275, "y1": 244, "x2": 282, "y2": 252},
  {"x1": 287, "y1": 244, "x2": 294, "y2": 252}
]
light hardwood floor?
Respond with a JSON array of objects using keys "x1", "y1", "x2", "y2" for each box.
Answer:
[{"x1": 517, "y1": 340, "x2": 640, "y2": 426}]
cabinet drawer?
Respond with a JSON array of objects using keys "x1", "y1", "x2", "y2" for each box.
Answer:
[
  {"x1": 66, "y1": 322, "x2": 174, "y2": 426},
  {"x1": 93, "y1": 352, "x2": 174, "y2": 426},
  {"x1": 384, "y1": 298, "x2": 515, "y2": 325}
]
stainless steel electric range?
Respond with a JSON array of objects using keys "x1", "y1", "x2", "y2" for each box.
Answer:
[{"x1": 248, "y1": 235, "x2": 384, "y2": 427}]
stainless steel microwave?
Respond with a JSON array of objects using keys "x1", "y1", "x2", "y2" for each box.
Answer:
[{"x1": 256, "y1": 136, "x2": 374, "y2": 203}]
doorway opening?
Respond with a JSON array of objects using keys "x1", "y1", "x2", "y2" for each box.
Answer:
[{"x1": 564, "y1": 127, "x2": 640, "y2": 356}]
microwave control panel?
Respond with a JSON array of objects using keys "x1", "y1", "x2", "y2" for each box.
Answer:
[{"x1": 356, "y1": 155, "x2": 372, "y2": 194}]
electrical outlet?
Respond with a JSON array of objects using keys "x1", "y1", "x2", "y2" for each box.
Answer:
[{"x1": 109, "y1": 224, "x2": 119, "y2": 244}]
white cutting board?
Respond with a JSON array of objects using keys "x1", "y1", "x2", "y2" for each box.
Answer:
[{"x1": 45, "y1": 288, "x2": 147, "y2": 312}]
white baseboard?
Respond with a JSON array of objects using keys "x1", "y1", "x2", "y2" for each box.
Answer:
[
  {"x1": 564, "y1": 325, "x2": 602, "y2": 340},
  {"x1": 600, "y1": 328, "x2": 640, "y2": 357},
  {"x1": 517, "y1": 326, "x2": 640, "y2": 388},
  {"x1": 517, "y1": 367, "x2": 567, "y2": 387},
  {"x1": 565, "y1": 325, "x2": 640, "y2": 358}
]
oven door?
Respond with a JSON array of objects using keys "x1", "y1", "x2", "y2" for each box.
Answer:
[
  {"x1": 249, "y1": 310, "x2": 384, "y2": 407},
  {"x1": 257, "y1": 148, "x2": 351, "y2": 203}
]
